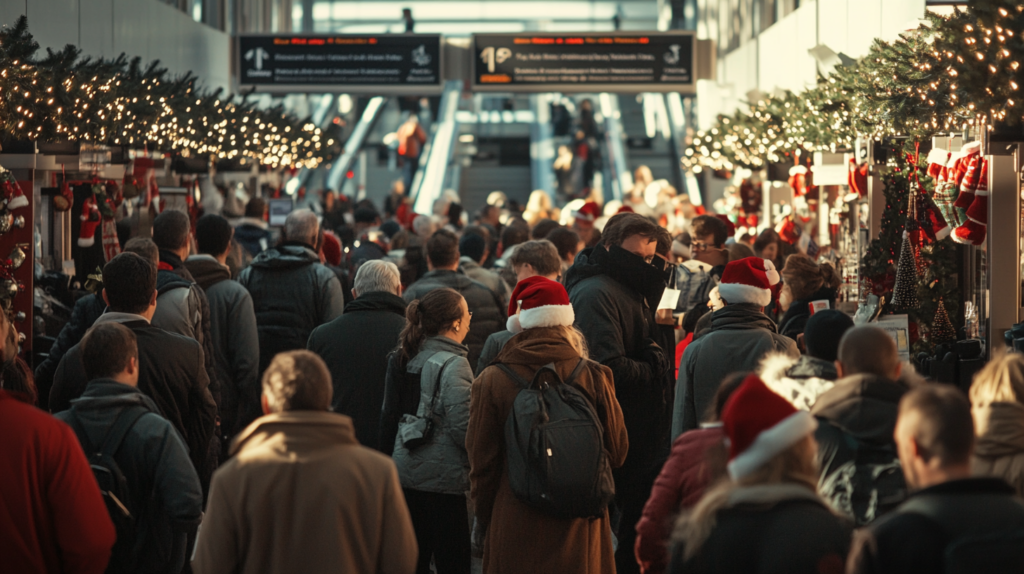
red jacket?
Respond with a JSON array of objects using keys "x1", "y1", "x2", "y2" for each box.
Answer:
[
  {"x1": 634, "y1": 425, "x2": 726, "y2": 574},
  {"x1": 0, "y1": 391, "x2": 115, "y2": 573}
]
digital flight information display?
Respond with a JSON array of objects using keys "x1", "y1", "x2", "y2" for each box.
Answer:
[{"x1": 471, "y1": 32, "x2": 696, "y2": 93}]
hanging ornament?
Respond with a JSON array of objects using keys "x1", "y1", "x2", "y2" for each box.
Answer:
[
  {"x1": 891, "y1": 230, "x2": 920, "y2": 310},
  {"x1": 0, "y1": 210, "x2": 13, "y2": 235},
  {"x1": 53, "y1": 180, "x2": 73, "y2": 212},
  {"x1": 7, "y1": 245, "x2": 26, "y2": 270},
  {"x1": 78, "y1": 196, "x2": 101, "y2": 248},
  {"x1": 931, "y1": 297, "x2": 957, "y2": 344}
]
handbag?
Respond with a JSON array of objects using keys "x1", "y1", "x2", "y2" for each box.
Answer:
[{"x1": 397, "y1": 353, "x2": 456, "y2": 450}]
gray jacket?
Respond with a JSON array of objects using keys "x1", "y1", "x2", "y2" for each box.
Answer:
[
  {"x1": 391, "y1": 337, "x2": 474, "y2": 495},
  {"x1": 460, "y1": 256, "x2": 511, "y2": 308},
  {"x1": 476, "y1": 330, "x2": 515, "y2": 376},
  {"x1": 153, "y1": 281, "x2": 204, "y2": 340},
  {"x1": 673, "y1": 304, "x2": 798, "y2": 438}
]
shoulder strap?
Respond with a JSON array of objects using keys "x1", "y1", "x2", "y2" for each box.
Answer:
[
  {"x1": 563, "y1": 359, "x2": 588, "y2": 386},
  {"x1": 100, "y1": 408, "x2": 149, "y2": 459},
  {"x1": 64, "y1": 410, "x2": 97, "y2": 455},
  {"x1": 497, "y1": 363, "x2": 532, "y2": 389},
  {"x1": 423, "y1": 352, "x2": 460, "y2": 414}
]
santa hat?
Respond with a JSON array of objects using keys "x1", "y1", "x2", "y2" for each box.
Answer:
[
  {"x1": 506, "y1": 276, "x2": 575, "y2": 334},
  {"x1": 616, "y1": 205, "x2": 634, "y2": 214},
  {"x1": 717, "y1": 257, "x2": 780, "y2": 307},
  {"x1": 320, "y1": 231, "x2": 342, "y2": 267},
  {"x1": 6, "y1": 183, "x2": 28, "y2": 210},
  {"x1": 722, "y1": 374, "x2": 818, "y2": 480},
  {"x1": 573, "y1": 201, "x2": 602, "y2": 228}
]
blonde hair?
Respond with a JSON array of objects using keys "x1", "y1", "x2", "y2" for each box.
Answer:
[
  {"x1": 548, "y1": 325, "x2": 589, "y2": 360},
  {"x1": 970, "y1": 351, "x2": 1024, "y2": 436},
  {"x1": 671, "y1": 435, "x2": 818, "y2": 562}
]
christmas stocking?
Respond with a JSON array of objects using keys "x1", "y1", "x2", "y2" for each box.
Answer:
[
  {"x1": 932, "y1": 154, "x2": 966, "y2": 228},
  {"x1": 926, "y1": 148, "x2": 950, "y2": 179},
  {"x1": 79, "y1": 196, "x2": 101, "y2": 248},
  {"x1": 953, "y1": 146, "x2": 983, "y2": 210},
  {"x1": 918, "y1": 192, "x2": 950, "y2": 241},
  {"x1": 101, "y1": 219, "x2": 121, "y2": 262},
  {"x1": 953, "y1": 157, "x2": 988, "y2": 245}
]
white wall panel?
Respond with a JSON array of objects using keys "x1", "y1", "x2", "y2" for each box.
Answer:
[
  {"x1": 26, "y1": 0, "x2": 79, "y2": 54},
  {"x1": 881, "y1": 0, "x2": 925, "y2": 43},
  {"x1": 846, "y1": 0, "x2": 882, "y2": 59},
  {"x1": 79, "y1": 0, "x2": 113, "y2": 59},
  {"x1": 0, "y1": 2, "x2": 29, "y2": 31},
  {"x1": 817, "y1": 0, "x2": 847, "y2": 57}
]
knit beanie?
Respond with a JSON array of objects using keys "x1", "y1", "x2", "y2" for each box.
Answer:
[{"x1": 803, "y1": 310, "x2": 854, "y2": 363}]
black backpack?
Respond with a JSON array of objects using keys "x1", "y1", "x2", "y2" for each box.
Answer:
[
  {"x1": 497, "y1": 359, "x2": 615, "y2": 519},
  {"x1": 818, "y1": 432, "x2": 907, "y2": 525},
  {"x1": 66, "y1": 407, "x2": 148, "y2": 572}
]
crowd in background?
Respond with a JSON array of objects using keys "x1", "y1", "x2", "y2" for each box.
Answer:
[{"x1": 4, "y1": 172, "x2": 1024, "y2": 574}]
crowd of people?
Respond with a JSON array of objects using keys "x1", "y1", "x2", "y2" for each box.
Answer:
[{"x1": 4, "y1": 180, "x2": 1024, "y2": 574}]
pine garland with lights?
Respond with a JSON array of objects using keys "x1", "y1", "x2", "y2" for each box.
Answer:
[
  {"x1": 684, "y1": 2, "x2": 1024, "y2": 169},
  {"x1": 0, "y1": 17, "x2": 335, "y2": 168}
]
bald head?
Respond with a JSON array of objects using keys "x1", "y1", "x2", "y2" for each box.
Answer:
[
  {"x1": 284, "y1": 209, "x2": 319, "y2": 247},
  {"x1": 837, "y1": 325, "x2": 901, "y2": 380}
]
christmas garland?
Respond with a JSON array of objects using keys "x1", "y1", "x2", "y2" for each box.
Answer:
[
  {"x1": 684, "y1": 2, "x2": 1024, "y2": 168},
  {"x1": 0, "y1": 17, "x2": 335, "y2": 168}
]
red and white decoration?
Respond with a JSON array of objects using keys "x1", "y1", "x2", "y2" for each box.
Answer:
[
  {"x1": 78, "y1": 196, "x2": 100, "y2": 248},
  {"x1": 952, "y1": 144, "x2": 988, "y2": 246},
  {"x1": 722, "y1": 373, "x2": 818, "y2": 480},
  {"x1": 717, "y1": 257, "x2": 781, "y2": 308},
  {"x1": 507, "y1": 276, "x2": 576, "y2": 334},
  {"x1": 572, "y1": 201, "x2": 602, "y2": 228}
]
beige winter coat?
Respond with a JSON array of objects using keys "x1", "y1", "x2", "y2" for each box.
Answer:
[
  {"x1": 192, "y1": 411, "x2": 418, "y2": 574},
  {"x1": 973, "y1": 401, "x2": 1024, "y2": 497}
]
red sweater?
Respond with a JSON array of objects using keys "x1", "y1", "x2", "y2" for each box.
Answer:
[
  {"x1": 0, "y1": 391, "x2": 115, "y2": 573},
  {"x1": 634, "y1": 426, "x2": 726, "y2": 574}
]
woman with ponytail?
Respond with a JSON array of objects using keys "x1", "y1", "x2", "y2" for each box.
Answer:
[
  {"x1": 777, "y1": 254, "x2": 842, "y2": 341},
  {"x1": 379, "y1": 287, "x2": 474, "y2": 574},
  {"x1": 669, "y1": 374, "x2": 851, "y2": 573}
]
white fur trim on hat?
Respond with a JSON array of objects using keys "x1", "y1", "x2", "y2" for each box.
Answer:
[
  {"x1": 517, "y1": 304, "x2": 575, "y2": 332},
  {"x1": 727, "y1": 411, "x2": 817, "y2": 480},
  {"x1": 789, "y1": 165, "x2": 808, "y2": 176},
  {"x1": 507, "y1": 314, "x2": 522, "y2": 333},
  {"x1": 717, "y1": 283, "x2": 771, "y2": 307}
]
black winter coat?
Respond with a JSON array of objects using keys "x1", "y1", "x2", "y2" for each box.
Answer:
[
  {"x1": 306, "y1": 291, "x2": 407, "y2": 451},
  {"x1": 564, "y1": 246, "x2": 670, "y2": 476},
  {"x1": 34, "y1": 293, "x2": 106, "y2": 408},
  {"x1": 55, "y1": 380, "x2": 203, "y2": 574},
  {"x1": 50, "y1": 318, "x2": 218, "y2": 494},
  {"x1": 185, "y1": 255, "x2": 261, "y2": 437},
  {"x1": 777, "y1": 287, "x2": 838, "y2": 341},
  {"x1": 237, "y1": 243, "x2": 345, "y2": 376},
  {"x1": 670, "y1": 484, "x2": 852, "y2": 574},
  {"x1": 403, "y1": 269, "x2": 506, "y2": 372},
  {"x1": 848, "y1": 478, "x2": 1024, "y2": 574}
]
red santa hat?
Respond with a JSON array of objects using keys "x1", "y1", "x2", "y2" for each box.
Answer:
[
  {"x1": 714, "y1": 214, "x2": 736, "y2": 238},
  {"x1": 717, "y1": 257, "x2": 780, "y2": 307},
  {"x1": 722, "y1": 374, "x2": 818, "y2": 480},
  {"x1": 573, "y1": 201, "x2": 602, "y2": 228},
  {"x1": 506, "y1": 276, "x2": 575, "y2": 334},
  {"x1": 320, "y1": 230, "x2": 342, "y2": 267}
]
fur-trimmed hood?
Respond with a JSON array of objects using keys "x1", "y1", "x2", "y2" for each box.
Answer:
[{"x1": 759, "y1": 353, "x2": 839, "y2": 411}]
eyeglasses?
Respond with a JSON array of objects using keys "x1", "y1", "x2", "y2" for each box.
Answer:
[{"x1": 691, "y1": 241, "x2": 713, "y2": 251}]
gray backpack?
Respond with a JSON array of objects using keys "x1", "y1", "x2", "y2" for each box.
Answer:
[{"x1": 497, "y1": 359, "x2": 615, "y2": 519}]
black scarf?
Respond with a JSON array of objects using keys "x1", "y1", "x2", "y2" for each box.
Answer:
[{"x1": 590, "y1": 245, "x2": 669, "y2": 307}]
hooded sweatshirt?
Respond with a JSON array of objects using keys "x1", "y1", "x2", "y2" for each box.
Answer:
[
  {"x1": 185, "y1": 254, "x2": 261, "y2": 436},
  {"x1": 56, "y1": 380, "x2": 202, "y2": 574}
]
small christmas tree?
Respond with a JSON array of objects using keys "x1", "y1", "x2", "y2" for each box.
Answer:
[
  {"x1": 930, "y1": 297, "x2": 956, "y2": 343},
  {"x1": 891, "y1": 231, "x2": 920, "y2": 309}
]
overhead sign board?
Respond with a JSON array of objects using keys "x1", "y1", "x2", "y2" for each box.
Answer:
[
  {"x1": 237, "y1": 34, "x2": 443, "y2": 94},
  {"x1": 471, "y1": 32, "x2": 696, "y2": 93}
]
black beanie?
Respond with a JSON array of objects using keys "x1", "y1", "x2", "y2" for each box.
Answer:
[{"x1": 804, "y1": 310, "x2": 855, "y2": 362}]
